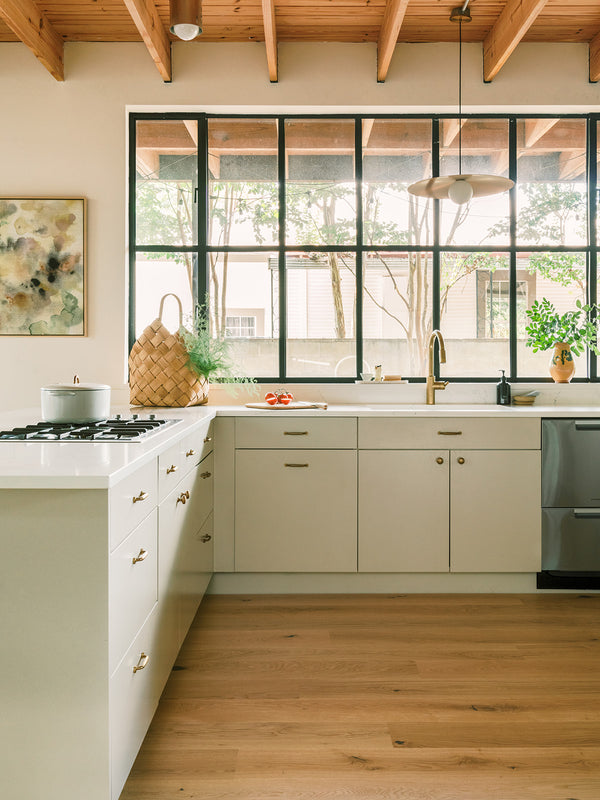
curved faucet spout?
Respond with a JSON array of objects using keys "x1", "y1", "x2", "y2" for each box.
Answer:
[{"x1": 426, "y1": 330, "x2": 449, "y2": 405}]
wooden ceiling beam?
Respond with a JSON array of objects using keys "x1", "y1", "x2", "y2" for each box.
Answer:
[
  {"x1": 377, "y1": 0, "x2": 410, "y2": 83},
  {"x1": 0, "y1": 0, "x2": 64, "y2": 80},
  {"x1": 483, "y1": 0, "x2": 549, "y2": 83},
  {"x1": 523, "y1": 118, "x2": 559, "y2": 149},
  {"x1": 261, "y1": 0, "x2": 278, "y2": 82},
  {"x1": 122, "y1": 0, "x2": 171, "y2": 82},
  {"x1": 590, "y1": 29, "x2": 600, "y2": 82}
]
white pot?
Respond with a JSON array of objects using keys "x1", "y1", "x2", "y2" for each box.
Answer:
[{"x1": 41, "y1": 376, "x2": 111, "y2": 423}]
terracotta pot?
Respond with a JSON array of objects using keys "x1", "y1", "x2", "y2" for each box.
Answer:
[{"x1": 549, "y1": 342, "x2": 575, "y2": 383}]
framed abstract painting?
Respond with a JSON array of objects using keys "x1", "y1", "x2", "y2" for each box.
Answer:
[{"x1": 0, "y1": 197, "x2": 86, "y2": 335}]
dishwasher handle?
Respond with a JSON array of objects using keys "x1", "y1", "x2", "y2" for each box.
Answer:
[
  {"x1": 573, "y1": 508, "x2": 600, "y2": 518},
  {"x1": 574, "y1": 420, "x2": 600, "y2": 431}
]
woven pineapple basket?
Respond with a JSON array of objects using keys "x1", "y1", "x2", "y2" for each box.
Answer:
[{"x1": 129, "y1": 293, "x2": 208, "y2": 407}]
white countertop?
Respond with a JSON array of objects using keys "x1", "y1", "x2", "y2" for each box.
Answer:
[{"x1": 1, "y1": 401, "x2": 599, "y2": 489}]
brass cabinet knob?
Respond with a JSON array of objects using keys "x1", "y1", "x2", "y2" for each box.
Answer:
[
  {"x1": 203, "y1": 436, "x2": 212, "y2": 443},
  {"x1": 436, "y1": 457, "x2": 444, "y2": 464},
  {"x1": 176, "y1": 490, "x2": 190, "y2": 505},
  {"x1": 200, "y1": 534, "x2": 212, "y2": 543},
  {"x1": 133, "y1": 652, "x2": 149, "y2": 673},
  {"x1": 166, "y1": 464, "x2": 178, "y2": 474},
  {"x1": 457, "y1": 457, "x2": 465, "y2": 464},
  {"x1": 132, "y1": 548, "x2": 148, "y2": 565},
  {"x1": 200, "y1": 471, "x2": 212, "y2": 479},
  {"x1": 186, "y1": 449, "x2": 195, "y2": 457},
  {"x1": 132, "y1": 490, "x2": 148, "y2": 503}
]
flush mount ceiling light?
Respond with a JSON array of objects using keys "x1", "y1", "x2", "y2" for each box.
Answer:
[
  {"x1": 170, "y1": 0, "x2": 202, "y2": 41},
  {"x1": 408, "y1": 1, "x2": 514, "y2": 205}
]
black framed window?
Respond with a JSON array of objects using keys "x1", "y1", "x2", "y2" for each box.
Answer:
[{"x1": 129, "y1": 112, "x2": 599, "y2": 382}]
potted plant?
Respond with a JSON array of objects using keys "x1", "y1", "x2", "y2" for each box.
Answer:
[
  {"x1": 179, "y1": 306, "x2": 255, "y2": 400},
  {"x1": 524, "y1": 298, "x2": 599, "y2": 382}
]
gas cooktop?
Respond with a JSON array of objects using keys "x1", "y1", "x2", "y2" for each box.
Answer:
[{"x1": 0, "y1": 415, "x2": 181, "y2": 441}]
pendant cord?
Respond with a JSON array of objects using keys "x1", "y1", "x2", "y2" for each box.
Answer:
[{"x1": 458, "y1": 17, "x2": 462, "y2": 176}]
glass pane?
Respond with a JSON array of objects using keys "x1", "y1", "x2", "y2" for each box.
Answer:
[
  {"x1": 440, "y1": 119, "x2": 510, "y2": 246},
  {"x1": 208, "y1": 118, "x2": 279, "y2": 247},
  {"x1": 517, "y1": 251, "x2": 588, "y2": 378},
  {"x1": 209, "y1": 251, "x2": 279, "y2": 377},
  {"x1": 363, "y1": 251, "x2": 433, "y2": 378},
  {"x1": 134, "y1": 252, "x2": 195, "y2": 337},
  {"x1": 362, "y1": 119, "x2": 433, "y2": 247},
  {"x1": 439, "y1": 253, "x2": 510, "y2": 378},
  {"x1": 135, "y1": 119, "x2": 197, "y2": 246},
  {"x1": 285, "y1": 119, "x2": 356, "y2": 246},
  {"x1": 286, "y1": 252, "x2": 356, "y2": 377},
  {"x1": 517, "y1": 118, "x2": 586, "y2": 246}
]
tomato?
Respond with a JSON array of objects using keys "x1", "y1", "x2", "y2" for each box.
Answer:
[
  {"x1": 278, "y1": 393, "x2": 291, "y2": 405},
  {"x1": 264, "y1": 392, "x2": 278, "y2": 406}
]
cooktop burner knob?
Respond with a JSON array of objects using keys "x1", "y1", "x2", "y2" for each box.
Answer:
[
  {"x1": 149, "y1": 414, "x2": 156, "y2": 420},
  {"x1": 133, "y1": 414, "x2": 139, "y2": 420},
  {"x1": 115, "y1": 414, "x2": 121, "y2": 420}
]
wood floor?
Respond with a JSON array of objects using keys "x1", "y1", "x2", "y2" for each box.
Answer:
[{"x1": 120, "y1": 594, "x2": 600, "y2": 800}]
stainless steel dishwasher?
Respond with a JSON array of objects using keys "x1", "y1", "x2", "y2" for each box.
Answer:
[{"x1": 541, "y1": 418, "x2": 600, "y2": 586}]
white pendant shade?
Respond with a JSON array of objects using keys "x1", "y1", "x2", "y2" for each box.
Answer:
[
  {"x1": 408, "y1": 173, "x2": 515, "y2": 204},
  {"x1": 170, "y1": 0, "x2": 202, "y2": 40}
]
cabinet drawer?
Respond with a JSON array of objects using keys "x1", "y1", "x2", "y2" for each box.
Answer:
[
  {"x1": 158, "y1": 419, "x2": 214, "y2": 502},
  {"x1": 110, "y1": 604, "x2": 160, "y2": 800},
  {"x1": 159, "y1": 453, "x2": 214, "y2": 650},
  {"x1": 236, "y1": 417, "x2": 356, "y2": 449},
  {"x1": 359, "y1": 417, "x2": 540, "y2": 450},
  {"x1": 109, "y1": 510, "x2": 158, "y2": 675},
  {"x1": 110, "y1": 460, "x2": 157, "y2": 550}
]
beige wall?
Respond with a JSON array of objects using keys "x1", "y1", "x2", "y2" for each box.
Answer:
[{"x1": 0, "y1": 40, "x2": 599, "y2": 411}]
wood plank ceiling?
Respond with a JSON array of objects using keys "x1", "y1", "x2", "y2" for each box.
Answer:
[{"x1": 1, "y1": 1, "x2": 600, "y2": 85}]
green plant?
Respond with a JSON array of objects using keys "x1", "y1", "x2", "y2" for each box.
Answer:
[
  {"x1": 524, "y1": 298, "x2": 600, "y2": 356},
  {"x1": 179, "y1": 305, "x2": 256, "y2": 389}
]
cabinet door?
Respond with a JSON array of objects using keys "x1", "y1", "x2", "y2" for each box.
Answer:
[
  {"x1": 450, "y1": 450, "x2": 541, "y2": 572},
  {"x1": 235, "y1": 449, "x2": 357, "y2": 572},
  {"x1": 359, "y1": 450, "x2": 449, "y2": 572}
]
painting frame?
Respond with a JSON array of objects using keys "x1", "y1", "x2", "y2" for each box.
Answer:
[{"x1": 0, "y1": 197, "x2": 87, "y2": 336}]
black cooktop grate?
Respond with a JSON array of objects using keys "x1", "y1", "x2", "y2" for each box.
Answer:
[{"x1": 0, "y1": 416, "x2": 181, "y2": 441}]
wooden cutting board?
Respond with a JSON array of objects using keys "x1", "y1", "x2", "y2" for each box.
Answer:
[{"x1": 245, "y1": 401, "x2": 328, "y2": 410}]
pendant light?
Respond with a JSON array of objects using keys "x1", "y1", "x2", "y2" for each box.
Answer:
[
  {"x1": 408, "y1": 2, "x2": 514, "y2": 205},
  {"x1": 170, "y1": 0, "x2": 202, "y2": 41}
]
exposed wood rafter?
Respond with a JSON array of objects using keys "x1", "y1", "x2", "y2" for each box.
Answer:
[
  {"x1": 377, "y1": 0, "x2": 410, "y2": 83},
  {"x1": 590, "y1": 29, "x2": 600, "y2": 82},
  {"x1": 523, "y1": 117, "x2": 558, "y2": 148},
  {"x1": 261, "y1": 0, "x2": 278, "y2": 82},
  {"x1": 122, "y1": 0, "x2": 171, "y2": 82},
  {"x1": 483, "y1": 0, "x2": 549, "y2": 82},
  {"x1": 0, "y1": 0, "x2": 64, "y2": 80}
]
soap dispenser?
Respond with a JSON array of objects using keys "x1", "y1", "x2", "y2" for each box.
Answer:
[{"x1": 496, "y1": 369, "x2": 511, "y2": 406}]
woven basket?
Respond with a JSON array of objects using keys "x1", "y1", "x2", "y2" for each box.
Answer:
[{"x1": 129, "y1": 294, "x2": 208, "y2": 408}]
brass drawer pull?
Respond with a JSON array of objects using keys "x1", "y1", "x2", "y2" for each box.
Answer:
[
  {"x1": 284, "y1": 431, "x2": 308, "y2": 436},
  {"x1": 176, "y1": 490, "x2": 190, "y2": 505},
  {"x1": 285, "y1": 463, "x2": 309, "y2": 468},
  {"x1": 166, "y1": 464, "x2": 178, "y2": 474},
  {"x1": 436, "y1": 457, "x2": 444, "y2": 464},
  {"x1": 132, "y1": 491, "x2": 148, "y2": 503},
  {"x1": 132, "y1": 548, "x2": 148, "y2": 564},
  {"x1": 438, "y1": 431, "x2": 462, "y2": 436},
  {"x1": 457, "y1": 457, "x2": 465, "y2": 464},
  {"x1": 186, "y1": 449, "x2": 195, "y2": 457},
  {"x1": 200, "y1": 534, "x2": 212, "y2": 543},
  {"x1": 133, "y1": 652, "x2": 149, "y2": 673},
  {"x1": 200, "y1": 471, "x2": 212, "y2": 479},
  {"x1": 203, "y1": 436, "x2": 212, "y2": 443}
]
